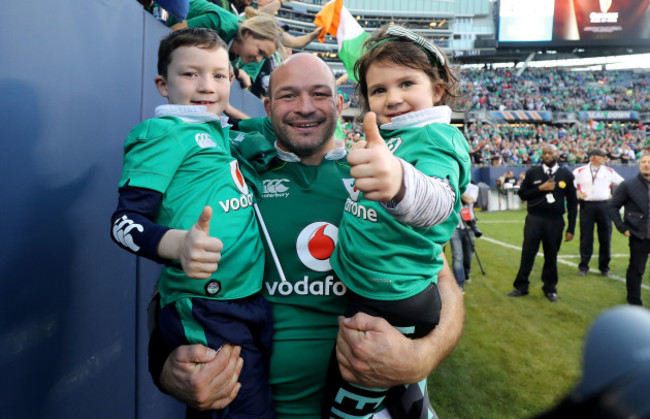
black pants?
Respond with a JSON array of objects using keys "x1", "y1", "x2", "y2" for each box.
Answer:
[
  {"x1": 626, "y1": 236, "x2": 650, "y2": 305},
  {"x1": 322, "y1": 283, "x2": 441, "y2": 419},
  {"x1": 579, "y1": 201, "x2": 612, "y2": 273},
  {"x1": 513, "y1": 213, "x2": 564, "y2": 294}
]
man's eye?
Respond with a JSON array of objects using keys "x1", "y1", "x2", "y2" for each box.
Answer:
[
  {"x1": 401, "y1": 81, "x2": 414, "y2": 88},
  {"x1": 182, "y1": 72, "x2": 197, "y2": 78}
]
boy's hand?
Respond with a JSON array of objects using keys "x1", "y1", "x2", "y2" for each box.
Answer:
[
  {"x1": 347, "y1": 112, "x2": 404, "y2": 202},
  {"x1": 181, "y1": 206, "x2": 223, "y2": 279}
]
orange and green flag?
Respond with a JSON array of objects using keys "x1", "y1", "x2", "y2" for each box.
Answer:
[{"x1": 313, "y1": 0, "x2": 370, "y2": 83}]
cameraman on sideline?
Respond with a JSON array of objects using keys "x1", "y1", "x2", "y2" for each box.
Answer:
[{"x1": 450, "y1": 182, "x2": 481, "y2": 290}]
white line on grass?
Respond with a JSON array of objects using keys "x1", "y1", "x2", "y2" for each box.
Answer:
[{"x1": 480, "y1": 236, "x2": 650, "y2": 290}]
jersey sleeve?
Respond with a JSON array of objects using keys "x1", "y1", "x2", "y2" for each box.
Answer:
[{"x1": 119, "y1": 118, "x2": 188, "y2": 194}]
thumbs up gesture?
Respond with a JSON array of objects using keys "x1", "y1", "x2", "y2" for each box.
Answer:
[
  {"x1": 347, "y1": 112, "x2": 404, "y2": 202},
  {"x1": 181, "y1": 206, "x2": 224, "y2": 279}
]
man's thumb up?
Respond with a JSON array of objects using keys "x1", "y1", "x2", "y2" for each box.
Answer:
[
  {"x1": 362, "y1": 112, "x2": 385, "y2": 149},
  {"x1": 196, "y1": 206, "x2": 212, "y2": 234}
]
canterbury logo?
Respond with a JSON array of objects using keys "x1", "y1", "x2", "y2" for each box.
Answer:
[
  {"x1": 112, "y1": 215, "x2": 143, "y2": 252},
  {"x1": 195, "y1": 132, "x2": 216, "y2": 148},
  {"x1": 263, "y1": 179, "x2": 290, "y2": 194}
]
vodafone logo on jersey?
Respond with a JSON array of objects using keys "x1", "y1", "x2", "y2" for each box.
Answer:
[
  {"x1": 342, "y1": 178, "x2": 360, "y2": 202},
  {"x1": 296, "y1": 222, "x2": 338, "y2": 272},
  {"x1": 230, "y1": 160, "x2": 249, "y2": 195}
]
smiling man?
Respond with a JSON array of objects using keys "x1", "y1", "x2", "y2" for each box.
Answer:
[{"x1": 150, "y1": 53, "x2": 466, "y2": 418}]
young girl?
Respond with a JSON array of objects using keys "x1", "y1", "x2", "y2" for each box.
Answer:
[{"x1": 324, "y1": 25, "x2": 471, "y2": 418}]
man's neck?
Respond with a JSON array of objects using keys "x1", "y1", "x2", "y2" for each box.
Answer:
[
  {"x1": 275, "y1": 138, "x2": 338, "y2": 166},
  {"x1": 591, "y1": 162, "x2": 601, "y2": 169}
]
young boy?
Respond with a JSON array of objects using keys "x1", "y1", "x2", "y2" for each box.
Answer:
[{"x1": 110, "y1": 28, "x2": 274, "y2": 418}]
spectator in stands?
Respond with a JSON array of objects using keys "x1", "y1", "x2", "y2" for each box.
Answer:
[
  {"x1": 573, "y1": 149, "x2": 624, "y2": 277},
  {"x1": 323, "y1": 24, "x2": 470, "y2": 419},
  {"x1": 508, "y1": 145, "x2": 578, "y2": 302},
  {"x1": 110, "y1": 28, "x2": 274, "y2": 417},
  {"x1": 151, "y1": 52, "x2": 465, "y2": 418},
  {"x1": 609, "y1": 154, "x2": 650, "y2": 306},
  {"x1": 166, "y1": 0, "x2": 320, "y2": 91}
]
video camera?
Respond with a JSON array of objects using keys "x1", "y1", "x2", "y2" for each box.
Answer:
[{"x1": 460, "y1": 207, "x2": 482, "y2": 238}]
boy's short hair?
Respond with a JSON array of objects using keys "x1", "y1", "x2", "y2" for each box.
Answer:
[{"x1": 157, "y1": 28, "x2": 228, "y2": 78}]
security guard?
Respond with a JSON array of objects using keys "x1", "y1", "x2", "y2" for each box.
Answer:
[
  {"x1": 508, "y1": 145, "x2": 578, "y2": 302},
  {"x1": 573, "y1": 149, "x2": 624, "y2": 276}
]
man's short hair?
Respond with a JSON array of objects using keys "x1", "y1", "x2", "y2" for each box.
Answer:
[{"x1": 588, "y1": 149, "x2": 607, "y2": 158}]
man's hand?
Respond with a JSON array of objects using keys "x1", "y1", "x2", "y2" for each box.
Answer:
[
  {"x1": 539, "y1": 180, "x2": 556, "y2": 191},
  {"x1": 565, "y1": 232, "x2": 574, "y2": 242},
  {"x1": 336, "y1": 313, "x2": 425, "y2": 387},
  {"x1": 624, "y1": 230, "x2": 631, "y2": 237},
  {"x1": 347, "y1": 112, "x2": 404, "y2": 202},
  {"x1": 160, "y1": 344, "x2": 243, "y2": 411},
  {"x1": 181, "y1": 206, "x2": 223, "y2": 279}
]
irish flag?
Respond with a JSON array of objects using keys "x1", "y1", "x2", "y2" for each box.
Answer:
[{"x1": 313, "y1": 0, "x2": 369, "y2": 83}]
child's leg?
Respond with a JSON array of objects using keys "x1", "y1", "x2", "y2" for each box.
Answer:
[
  {"x1": 322, "y1": 283, "x2": 442, "y2": 419},
  {"x1": 159, "y1": 295, "x2": 275, "y2": 419}
]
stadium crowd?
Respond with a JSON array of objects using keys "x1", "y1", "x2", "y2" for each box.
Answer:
[
  {"x1": 465, "y1": 122, "x2": 645, "y2": 167},
  {"x1": 459, "y1": 67, "x2": 650, "y2": 112}
]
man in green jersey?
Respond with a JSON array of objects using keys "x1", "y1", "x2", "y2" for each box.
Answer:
[{"x1": 151, "y1": 53, "x2": 465, "y2": 418}]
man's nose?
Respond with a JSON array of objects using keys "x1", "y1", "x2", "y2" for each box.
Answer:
[{"x1": 296, "y1": 94, "x2": 316, "y2": 113}]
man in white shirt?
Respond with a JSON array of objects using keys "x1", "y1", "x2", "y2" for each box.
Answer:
[{"x1": 573, "y1": 149, "x2": 625, "y2": 277}]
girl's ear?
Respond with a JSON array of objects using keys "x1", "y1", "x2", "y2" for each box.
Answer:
[
  {"x1": 432, "y1": 82, "x2": 445, "y2": 105},
  {"x1": 154, "y1": 75, "x2": 169, "y2": 98}
]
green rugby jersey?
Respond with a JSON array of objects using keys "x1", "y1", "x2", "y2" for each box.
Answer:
[
  {"x1": 236, "y1": 117, "x2": 352, "y2": 417},
  {"x1": 331, "y1": 114, "x2": 471, "y2": 301},
  {"x1": 120, "y1": 107, "x2": 264, "y2": 306}
]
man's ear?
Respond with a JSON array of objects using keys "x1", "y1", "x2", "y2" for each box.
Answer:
[
  {"x1": 154, "y1": 75, "x2": 169, "y2": 98},
  {"x1": 335, "y1": 93, "x2": 344, "y2": 117},
  {"x1": 263, "y1": 97, "x2": 273, "y2": 117}
]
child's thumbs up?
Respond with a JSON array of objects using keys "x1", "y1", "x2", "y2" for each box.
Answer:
[
  {"x1": 181, "y1": 205, "x2": 223, "y2": 279},
  {"x1": 362, "y1": 112, "x2": 385, "y2": 149},
  {"x1": 346, "y1": 112, "x2": 403, "y2": 202},
  {"x1": 196, "y1": 205, "x2": 212, "y2": 234}
]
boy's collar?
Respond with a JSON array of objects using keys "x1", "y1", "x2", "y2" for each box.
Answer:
[
  {"x1": 155, "y1": 104, "x2": 230, "y2": 127},
  {"x1": 274, "y1": 140, "x2": 347, "y2": 162},
  {"x1": 379, "y1": 106, "x2": 452, "y2": 130}
]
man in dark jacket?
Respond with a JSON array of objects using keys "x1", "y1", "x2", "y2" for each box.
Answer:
[
  {"x1": 608, "y1": 154, "x2": 650, "y2": 305},
  {"x1": 508, "y1": 145, "x2": 578, "y2": 302}
]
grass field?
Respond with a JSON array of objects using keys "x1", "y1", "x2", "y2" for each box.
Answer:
[{"x1": 428, "y1": 209, "x2": 649, "y2": 419}]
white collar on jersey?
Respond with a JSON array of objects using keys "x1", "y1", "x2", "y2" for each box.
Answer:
[
  {"x1": 155, "y1": 104, "x2": 230, "y2": 127},
  {"x1": 379, "y1": 105, "x2": 452, "y2": 130},
  {"x1": 274, "y1": 139, "x2": 348, "y2": 162}
]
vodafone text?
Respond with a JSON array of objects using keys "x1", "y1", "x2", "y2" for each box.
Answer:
[
  {"x1": 219, "y1": 193, "x2": 254, "y2": 213},
  {"x1": 265, "y1": 275, "x2": 347, "y2": 296},
  {"x1": 344, "y1": 198, "x2": 378, "y2": 222}
]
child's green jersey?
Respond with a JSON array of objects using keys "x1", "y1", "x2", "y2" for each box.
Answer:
[
  {"x1": 331, "y1": 110, "x2": 471, "y2": 301},
  {"x1": 120, "y1": 106, "x2": 264, "y2": 306}
]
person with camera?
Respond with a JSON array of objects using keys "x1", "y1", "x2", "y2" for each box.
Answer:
[
  {"x1": 507, "y1": 145, "x2": 578, "y2": 302},
  {"x1": 450, "y1": 182, "x2": 481, "y2": 290}
]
